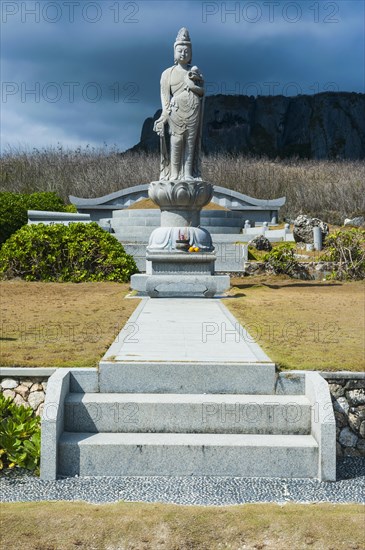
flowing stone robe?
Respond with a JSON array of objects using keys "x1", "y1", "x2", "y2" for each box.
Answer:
[{"x1": 158, "y1": 64, "x2": 204, "y2": 181}]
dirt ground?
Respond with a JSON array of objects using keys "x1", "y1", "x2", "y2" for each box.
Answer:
[
  {"x1": 0, "y1": 281, "x2": 139, "y2": 368},
  {"x1": 0, "y1": 277, "x2": 364, "y2": 371},
  {"x1": 226, "y1": 275, "x2": 365, "y2": 371},
  {"x1": 0, "y1": 501, "x2": 363, "y2": 550}
]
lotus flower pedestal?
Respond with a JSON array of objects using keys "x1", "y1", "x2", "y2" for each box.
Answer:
[{"x1": 131, "y1": 180, "x2": 230, "y2": 297}]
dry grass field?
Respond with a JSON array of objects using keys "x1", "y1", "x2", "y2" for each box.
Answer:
[
  {"x1": 0, "y1": 282, "x2": 139, "y2": 368},
  {"x1": 226, "y1": 276, "x2": 365, "y2": 371},
  {"x1": 1, "y1": 147, "x2": 364, "y2": 223},
  {"x1": 0, "y1": 278, "x2": 364, "y2": 371},
  {"x1": 1, "y1": 501, "x2": 364, "y2": 550}
]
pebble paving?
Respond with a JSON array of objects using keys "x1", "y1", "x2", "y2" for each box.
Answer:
[{"x1": 1, "y1": 458, "x2": 364, "y2": 506}]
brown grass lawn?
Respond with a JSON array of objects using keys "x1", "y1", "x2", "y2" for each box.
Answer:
[
  {"x1": 0, "y1": 277, "x2": 364, "y2": 371},
  {"x1": 1, "y1": 501, "x2": 364, "y2": 550},
  {"x1": 0, "y1": 282, "x2": 140, "y2": 368},
  {"x1": 226, "y1": 276, "x2": 365, "y2": 371}
]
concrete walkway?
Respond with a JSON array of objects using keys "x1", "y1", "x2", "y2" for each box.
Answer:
[{"x1": 105, "y1": 298, "x2": 273, "y2": 364}]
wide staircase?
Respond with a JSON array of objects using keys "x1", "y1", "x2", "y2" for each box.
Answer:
[
  {"x1": 56, "y1": 365, "x2": 330, "y2": 479},
  {"x1": 41, "y1": 298, "x2": 335, "y2": 481}
]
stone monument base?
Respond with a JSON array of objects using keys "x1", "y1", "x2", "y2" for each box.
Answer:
[
  {"x1": 131, "y1": 249, "x2": 229, "y2": 297},
  {"x1": 131, "y1": 273, "x2": 230, "y2": 298},
  {"x1": 146, "y1": 250, "x2": 216, "y2": 274}
]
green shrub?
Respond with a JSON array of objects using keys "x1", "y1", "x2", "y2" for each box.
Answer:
[
  {"x1": 0, "y1": 191, "x2": 70, "y2": 245},
  {"x1": 0, "y1": 393, "x2": 41, "y2": 474},
  {"x1": 322, "y1": 228, "x2": 365, "y2": 280},
  {"x1": 248, "y1": 247, "x2": 267, "y2": 261},
  {"x1": 0, "y1": 222, "x2": 138, "y2": 282},
  {"x1": 264, "y1": 243, "x2": 309, "y2": 278},
  {"x1": 64, "y1": 204, "x2": 78, "y2": 213}
]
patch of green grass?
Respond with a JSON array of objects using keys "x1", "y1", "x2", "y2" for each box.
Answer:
[{"x1": 248, "y1": 247, "x2": 267, "y2": 261}]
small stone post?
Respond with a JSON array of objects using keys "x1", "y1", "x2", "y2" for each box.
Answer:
[
  {"x1": 284, "y1": 223, "x2": 290, "y2": 241},
  {"x1": 313, "y1": 226, "x2": 323, "y2": 251}
]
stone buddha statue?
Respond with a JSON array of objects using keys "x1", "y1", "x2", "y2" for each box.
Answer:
[
  {"x1": 147, "y1": 28, "x2": 214, "y2": 253},
  {"x1": 131, "y1": 27, "x2": 229, "y2": 297},
  {"x1": 153, "y1": 27, "x2": 204, "y2": 181}
]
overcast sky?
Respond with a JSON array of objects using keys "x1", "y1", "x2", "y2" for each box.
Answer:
[{"x1": 1, "y1": 0, "x2": 364, "y2": 152}]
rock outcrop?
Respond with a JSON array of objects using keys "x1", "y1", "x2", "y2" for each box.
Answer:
[
  {"x1": 132, "y1": 92, "x2": 365, "y2": 159},
  {"x1": 249, "y1": 235, "x2": 272, "y2": 251},
  {"x1": 344, "y1": 216, "x2": 364, "y2": 227},
  {"x1": 293, "y1": 215, "x2": 329, "y2": 244}
]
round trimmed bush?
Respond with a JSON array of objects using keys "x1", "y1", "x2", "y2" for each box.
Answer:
[
  {"x1": 0, "y1": 222, "x2": 138, "y2": 282},
  {"x1": 0, "y1": 192, "x2": 74, "y2": 246}
]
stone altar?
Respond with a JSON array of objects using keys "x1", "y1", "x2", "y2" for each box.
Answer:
[{"x1": 131, "y1": 28, "x2": 230, "y2": 297}]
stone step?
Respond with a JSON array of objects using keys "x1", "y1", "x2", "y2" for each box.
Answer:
[
  {"x1": 99, "y1": 362, "x2": 276, "y2": 394},
  {"x1": 112, "y1": 218, "x2": 243, "y2": 228},
  {"x1": 113, "y1": 226, "x2": 242, "y2": 240},
  {"x1": 112, "y1": 210, "x2": 245, "y2": 220},
  {"x1": 58, "y1": 432, "x2": 319, "y2": 478},
  {"x1": 64, "y1": 393, "x2": 311, "y2": 435},
  {"x1": 112, "y1": 218, "x2": 160, "y2": 227}
]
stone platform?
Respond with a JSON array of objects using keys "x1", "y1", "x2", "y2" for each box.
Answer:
[
  {"x1": 131, "y1": 251, "x2": 230, "y2": 297},
  {"x1": 41, "y1": 298, "x2": 336, "y2": 481},
  {"x1": 131, "y1": 274, "x2": 230, "y2": 297}
]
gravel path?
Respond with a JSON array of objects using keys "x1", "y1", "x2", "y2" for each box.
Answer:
[{"x1": 1, "y1": 458, "x2": 364, "y2": 506}]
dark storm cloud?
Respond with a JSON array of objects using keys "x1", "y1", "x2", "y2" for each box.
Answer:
[{"x1": 1, "y1": 0, "x2": 364, "y2": 151}]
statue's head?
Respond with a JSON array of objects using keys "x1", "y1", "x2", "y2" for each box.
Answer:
[{"x1": 174, "y1": 27, "x2": 192, "y2": 65}]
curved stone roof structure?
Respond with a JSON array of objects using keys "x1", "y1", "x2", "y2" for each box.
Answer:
[{"x1": 70, "y1": 184, "x2": 285, "y2": 212}]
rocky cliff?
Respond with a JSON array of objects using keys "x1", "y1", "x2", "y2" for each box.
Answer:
[{"x1": 132, "y1": 92, "x2": 365, "y2": 159}]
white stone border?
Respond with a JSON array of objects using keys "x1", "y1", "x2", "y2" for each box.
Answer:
[
  {"x1": 305, "y1": 372, "x2": 336, "y2": 481},
  {"x1": 321, "y1": 371, "x2": 365, "y2": 380},
  {"x1": 40, "y1": 369, "x2": 70, "y2": 480},
  {"x1": 0, "y1": 367, "x2": 56, "y2": 377}
]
